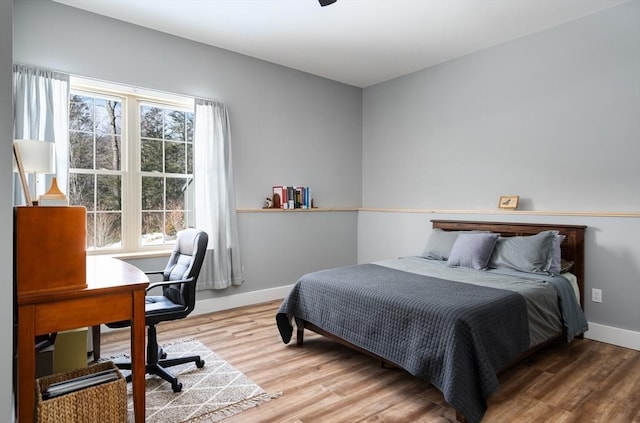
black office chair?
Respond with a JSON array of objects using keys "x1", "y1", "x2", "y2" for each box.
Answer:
[{"x1": 107, "y1": 228, "x2": 209, "y2": 392}]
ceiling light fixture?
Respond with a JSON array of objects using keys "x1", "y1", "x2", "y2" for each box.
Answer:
[{"x1": 319, "y1": 0, "x2": 337, "y2": 6}]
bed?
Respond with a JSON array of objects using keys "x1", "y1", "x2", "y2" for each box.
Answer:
[{"x1": 276, "y1": 220, "x2": 588, "y2": 423}]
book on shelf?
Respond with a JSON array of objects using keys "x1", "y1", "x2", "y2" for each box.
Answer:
[
  {"x1": 272, "y1": 185, "x2": 311, "y2": 209},
  {"x1": 287, "y1": 186, "x2": 294, "y2": 209}
]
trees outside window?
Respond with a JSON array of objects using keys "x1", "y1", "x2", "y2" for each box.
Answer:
[
  {"x1": 139, "y1": 103, "x2": 194, "y2": 246},
  {"x1": 68, "y1": 85, "x2": 194, "y2": 252}
]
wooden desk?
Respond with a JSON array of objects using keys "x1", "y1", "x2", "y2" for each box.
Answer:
[{"x1": 17, "y1": 256, "x2": 149, "y2": 422}]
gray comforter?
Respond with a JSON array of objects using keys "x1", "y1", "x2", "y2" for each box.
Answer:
[{"x1": 276, "y1": 263, "x2": 532, "y2": 423}]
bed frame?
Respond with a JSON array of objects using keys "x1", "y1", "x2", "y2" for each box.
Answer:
[{"x1": 294, "y1": 220, "x2": 587, "y2": 421}]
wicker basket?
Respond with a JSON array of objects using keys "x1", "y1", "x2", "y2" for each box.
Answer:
[{"x1": 36, "y1": 361, "x2": 127, "y2": 423}]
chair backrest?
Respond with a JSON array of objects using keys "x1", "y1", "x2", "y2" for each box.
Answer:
[{"x1": 161, "y1": 228, "x2": 208, "y2": 313}]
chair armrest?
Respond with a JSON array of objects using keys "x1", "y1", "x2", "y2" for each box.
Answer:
[
  {"x1": 147, "y1": 277, "x2": 194, "y2": 292},
  {"x1": 144, "y1": 270, "x2": 165, "y2": 276}
]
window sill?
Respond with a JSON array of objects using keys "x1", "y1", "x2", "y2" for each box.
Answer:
[{"x1": 87, "y1": 249, "x2": 172, "y2": 260}]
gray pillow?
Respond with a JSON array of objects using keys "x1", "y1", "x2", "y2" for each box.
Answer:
[
  {"x1": 548, "y1": 234, "x2": 566, "y2": 275},
  {"x1": 488, "y1": 230, "x2": 558, "y2": 274},
  {"x1": 422, "y1": 229, "x2": 489, "y2": 260},
  {"x1": 447, "y1": 233, "x2": 500, "y2": 270}
]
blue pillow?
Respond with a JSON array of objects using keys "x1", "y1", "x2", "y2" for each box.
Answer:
[{"x1": 447, "y1": 233, "x2": 500, "y2": 270}]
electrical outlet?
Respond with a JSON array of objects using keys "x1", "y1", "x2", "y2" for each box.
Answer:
[{"x1": 592, "y1": 288, "x2": 602, "y2": 303}]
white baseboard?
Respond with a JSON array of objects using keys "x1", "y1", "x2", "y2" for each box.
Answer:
[
  {"x1": 584, "y1": 322, "x2": 640, "y2": 351},
  {"x1": 191, "y1": 284, "x2": 293, "y2": 316}
]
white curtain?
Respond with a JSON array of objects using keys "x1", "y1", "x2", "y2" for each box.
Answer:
[
  {"x1": 13, "y1": 65, "x2": 70, "y2": 205},
  {"x1": 194, "y1": 99, "x2": 244, "y2": 290}
]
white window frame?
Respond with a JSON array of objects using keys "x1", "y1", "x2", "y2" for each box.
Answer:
[{"x1": 70, "y1": 76, "x2": 195, "y2": 256}]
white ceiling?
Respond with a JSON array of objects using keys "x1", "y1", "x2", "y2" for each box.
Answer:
[{"x1": 53, "y1": 0, "x2": 627, "y2": 88}]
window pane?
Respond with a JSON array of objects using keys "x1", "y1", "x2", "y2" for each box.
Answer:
[
  {"x1": 141, "y1": 176, "x2": 164, "y2": 210},
  {"x1": 141, "y1": 212, "x2": 163, "y2": 245},
  {"x1": 164, "y1": 141, "x2": 185, "y2": 174},
  {"x1": 97, "y1": 175, "x2": 121, "y2": 211},
  {"x1": 186, "y1": 112, "x2": 194, "y2": 142},
  {"x1": 68, "y1": 173, "x2": 95, "y2": 211},
  {"x1": 69, "y1": 94, "x2": 94, "y2": 132},
  {"x1": 96, "y1": 134, "x2": 121, "y2": 170},
  {"x1": 86, "y1": 212, "x2": 95, "y2": 249},
  {"x1": 140, "y1": 105, "x2": 163, "y2": 139},
  {"x1": 94, "y1": 212, "x2": 122, "y2": 249},
  {"x1": 166, "y1": 177, "x2": 188, "y2": 210},
  {"x1": 164, "y1": 110, "x2": 186, "y2": 141},
  {"x1": 141, "y1": 139, "x2": 163, "y2": 172},
  {"x1": 187, "y1": 143, "x2": 193, "y2": 174},
  {"x1": 69, "y1": 132, "x2": 94, "y2": 169},
  {"x1": 95, "y1": 98, "x2": 121, "y2": 135},
  {"x1": 165, "y1": 210, "x2": 184, "y2": 240}
]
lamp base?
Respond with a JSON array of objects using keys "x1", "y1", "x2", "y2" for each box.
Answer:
[{"x1": 39, "y1": 177, "x2": 69, "y2": 206}]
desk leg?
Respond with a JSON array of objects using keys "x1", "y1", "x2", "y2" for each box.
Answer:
[
  {"x1": 17, "y1": 305, "x2": 36, "y2": 423},
  {"x1": 91, "y1": 325, "x2": 101, "y2": 361},
  {"x1": 131, "y1": 289, "x2": 146, "y2": 422}
]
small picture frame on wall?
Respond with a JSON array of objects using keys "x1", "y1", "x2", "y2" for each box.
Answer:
[{"x1": 499, "y1": 195, "x2": 519, "y2": 209}]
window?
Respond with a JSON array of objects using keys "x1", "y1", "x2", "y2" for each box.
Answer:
[
  {"x1": 139, "y1": 103, "x2": 194, "y2": 246},
  {"x1": 68, "y1": 78, "x2": 194, "y2": 252}
]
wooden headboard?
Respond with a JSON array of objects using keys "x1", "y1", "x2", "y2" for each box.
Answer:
[{"x1": 431, "y1": 220, "x2": 587, "y2": 307}]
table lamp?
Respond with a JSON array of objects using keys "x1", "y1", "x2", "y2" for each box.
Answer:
[{"x1": 13, "y1": 139, "x2": 57, "y2": 206}]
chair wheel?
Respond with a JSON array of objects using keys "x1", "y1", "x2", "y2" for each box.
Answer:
[
  {"x1": 172, "y1": 382, "x2": 183, "y2": 393},
  {"x1": 196, "y1": 359, "x2": 205, "y2": 368}
]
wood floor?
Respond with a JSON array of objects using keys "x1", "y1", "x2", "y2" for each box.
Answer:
[{"x1": 100, "y1": 301, "x2": 640, "y2": 423}]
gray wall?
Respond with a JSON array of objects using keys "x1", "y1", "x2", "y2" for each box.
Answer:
[
  {"x1": 361, "y1": 2, "x2": 640, "y2": 336},
  {"x1": 12, "y1": 0, "x2": 361, "y2": 301},
  {"x1": 1, "y1": 1, "x2": 13, "y2": 420},
  {"x1": 363, "y1": 1, "x2": 639, "y2": 212}
]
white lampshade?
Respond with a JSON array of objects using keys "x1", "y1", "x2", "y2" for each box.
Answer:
[{"x1": 13, "y1": 139, "x2": 56, "y2": 174}]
